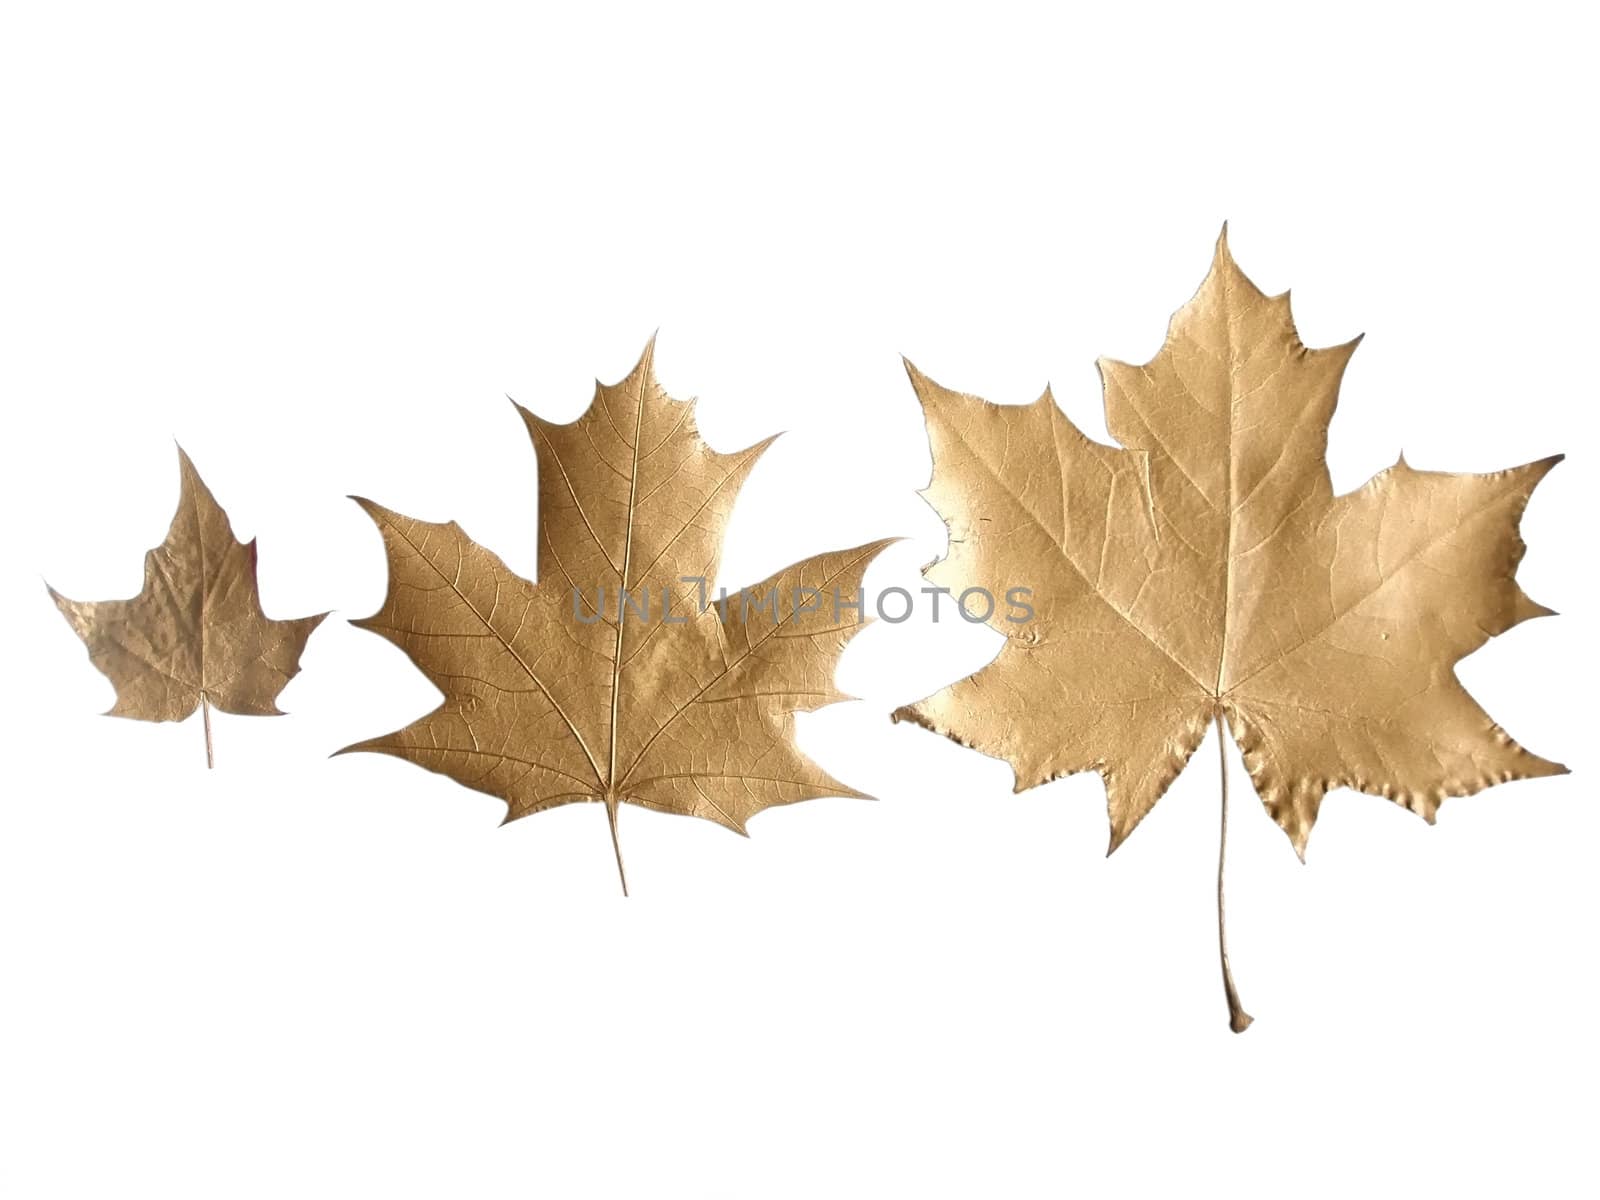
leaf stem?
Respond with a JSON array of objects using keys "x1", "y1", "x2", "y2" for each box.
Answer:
[
  {"x1": 202, "y1": 692, "x2": 214, "y2": 770},
  {"x1": 1216, "y1": 710, "x2": 1252, "y2": 1033},
  {"x1": 604, "y1": 795, "x2": 629, "y2": 897}
]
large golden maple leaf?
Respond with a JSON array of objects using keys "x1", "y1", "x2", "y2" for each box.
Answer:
[
  {"x1": 347, "y1": 341, "x2": 889, "y2": 891},
  {"x1": 893, "y1": 231, "x2": 1565, "y2": 1028}
]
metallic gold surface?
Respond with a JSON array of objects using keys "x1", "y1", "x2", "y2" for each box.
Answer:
[
  {"x1": 346, "y1": 340, "x2": 888, "y2": 890},
  {"x1": 50, "y1": 449, "x2": 327, "y2": 764},
  {"x1": 893, "y1": 231, "x2": 1565, "y2": 1026}
]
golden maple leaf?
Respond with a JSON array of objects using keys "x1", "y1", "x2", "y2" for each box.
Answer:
[
  {"x1": 50, "y1": 449, "x2": 327, "y2": 767},
  {"x1": 893, "y1": 230, "x2": 1565, "y2": 1029},
  {"x1": 346, "y1": 340, "x2": 889, "y2": 891}
]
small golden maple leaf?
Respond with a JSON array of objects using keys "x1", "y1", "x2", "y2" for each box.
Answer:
[
  {"x1": 50, "y1": 448, "x2": 327, "y2": 767},
  {"x1": 893, "y1": 230, "x2": 1565, "y2": 1029},
  {"x1": 346, "y1": 339, "x2": 889, "y2": 891}
]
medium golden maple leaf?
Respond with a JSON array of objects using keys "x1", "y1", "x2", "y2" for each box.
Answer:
[
  {"x1": 50, "y1": 449, "x2": 327, "y2": 767},
  {"x1": 893, "y1": 230, "x2": 1565, "y2": 1029},
  {"x1": 346, "y1": 340, "x2": 889, "y2": 891}
]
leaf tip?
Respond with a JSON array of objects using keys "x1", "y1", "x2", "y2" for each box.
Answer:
[
  {"x1": 172, "y1": 442, "x2": 207, "y2": 489},
  {"x1": 1532, "y1": 451, "x2": 1565, "y2": 478},
  {"x1": 633, "y1": 332, "x2": 660, "y2": 377},
  {"x1": 1213, "y1": 221, "x2": 1234, "y2": 265},
  {"x1": 347, "y1": 495, "x2": 392, "y2": 525},
  {"x1": 901, "y1": 356, "x2": 932, "y2": 390}
]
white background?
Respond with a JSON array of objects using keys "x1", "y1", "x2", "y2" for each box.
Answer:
[{"x1": 2, "y1": 3, "x2": 1594, "y2": 1196}]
